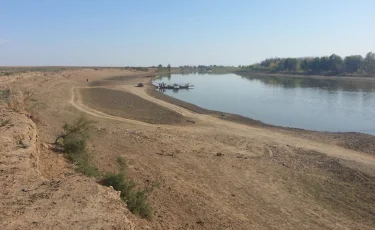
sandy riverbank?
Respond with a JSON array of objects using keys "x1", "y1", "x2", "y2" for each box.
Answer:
[
  {"x1": 1, "y1": 68, "x2": 375, "y2": 229},
  {"x1": 146, "y1": 80, "x2": 375, "y2": 155}
]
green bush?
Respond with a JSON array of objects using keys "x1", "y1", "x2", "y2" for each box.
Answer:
[
  {"x1": 127, "y1": 190, "x2": 152, "y2": 218},
  {"x1": 55, "y1": 115, "x2": 94, "y2": 144},
  {"x1": 74, "y1": 152, "x2": 100, "y2": 177},
  {"x1": 63, "y1": 134, "x2": 87, "y2": 155},
  {"x1": 116, "y1": 156, "x2": 127, "y2": 170},
  {"x1": 56, "y1": 116, "x2": 152, "y2": 217},
  {"x1": 63, "y1": 135, "x2": 99, "y2": 177},
  {"x1": 56, "y1": 115, "x2": 99, "y2": 177},
  {"x1": 102, "y1": 172, "x2": 135, "y2": 198},
  {"x1": 101, "y1": 162, "x2": 152, "y2": 219}
]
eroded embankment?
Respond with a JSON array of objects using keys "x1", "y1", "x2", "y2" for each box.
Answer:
[{"x1": 0, "y1": 102, "x2": 135, "y2": 229}]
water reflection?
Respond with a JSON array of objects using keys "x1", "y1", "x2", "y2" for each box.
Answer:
[
  {"x1": 239, "y1": 75, "x2": 375, "y2": 92},
  {"x1": 153, "y1": 73, "x2": 375, "y2": 134},
  {"x1": 157, "y1": 87, "x2": 192, "y2": 94},
  {"x1": 158, "y1": 88, "x2": 166, "y2": 93}
]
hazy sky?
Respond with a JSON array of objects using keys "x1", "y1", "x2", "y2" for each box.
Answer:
[{"x1": 1, "y1": 0, "x2": 374, "y2": 66}]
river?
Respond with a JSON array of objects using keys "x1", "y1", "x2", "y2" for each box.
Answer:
[{"x1": 153, "y1": 73, "x2": 375, "y2": 135}]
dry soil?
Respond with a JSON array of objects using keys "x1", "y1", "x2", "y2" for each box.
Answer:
[{"x1": 1, "y1": 68, "x2": 375, "y2": 230}]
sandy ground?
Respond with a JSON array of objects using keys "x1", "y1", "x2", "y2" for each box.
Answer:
[{"x1": 1, "y1": 68, "x2": 375, "y2": 229}]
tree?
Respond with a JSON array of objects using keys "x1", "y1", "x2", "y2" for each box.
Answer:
[
  {"x1": 363, "y1": 52, "x2": 375, "y2": 75},
  {"x1": 300, "y1": 59, "x2": 311, "y2": 73},
  {"x1": 285, "y1": 58, "x2": 297, "y2": 71},
  {"x1": 248, "y1": 51, "x2": 374, "y2": 76},
  {"x1": 310, "y1": 57, "x2": 321, "y2": 73},
  {"x1": 344, "y1": 55, "x2": 363, "y2": 73},
  {"x1": 329, "y1": 54, "x2": 344, "y2": 74},
  {"x1": 320, "y1": 56, "x2": 330, "y2": 72}
]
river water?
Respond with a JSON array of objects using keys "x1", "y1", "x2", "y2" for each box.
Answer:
[{"x1": 153, "y1": 73, "x2": 375, "y2": 135}]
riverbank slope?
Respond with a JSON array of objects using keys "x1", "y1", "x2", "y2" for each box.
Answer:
[{"x1": 1, "y1": 68, "x2": 375, "y2": 229}]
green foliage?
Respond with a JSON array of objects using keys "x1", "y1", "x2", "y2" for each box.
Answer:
[
  {"x1": 300, "y1": 59, "x2": 310, "y2": 72},
  {"x1": 127, "y1": 190, "x2": 152, "y2": 218},
  {"x1": 56, "y1": 115, "x2": 99, "y2": 177},
  {"x1": 63, "y1": 133, "x2": 87, "y2": 155},
  {"x1": 157, "y1": 64, "x2": 164, "y2": 72},
  {"x1": 283, "y1": 58, "x2": 298, "y2": 71},
  {"x1": 56, "y1": 115, "x2": 95, "y2": 144},
  {"x1": 363, "y1": 52, "x2": 375, "y2": 75},
  {"x1": 102, "y1": 172, "x2": 135, "y2": 200},
  {"x1": 56, "y1": 116, "x2": 153, "y2": 217},
  {"x1": 329, "y1": 54, "x2": 344, "y2": 74},
  {"x1": 131, "y1": 67, "x2": 148, "y2": 72},
  {"x1": 62, "y1": 133, "x2": 100, "y2": 177},
  {"x1": 344, "y1": 55, "x2": 363, "y2": 73},
  {"x1": 101, "y1": 158, "x2": 152, "y2": 219},
  {"x1": 320, "y1": 56, "x2": 330, "y2": 72},
  {"x1": 210, "y1": 66, "x2": 239, "y2": 74},
  {"x1": 167, "y1": 64, "x2": 171, "y2": 72},
  {"x1": 68, "y1": 148, "x2": 100, "y2": 177},
  {"x1": 62, "y1": 115, "x2": 95, "y2": 137},
  {"x1": 310, "y1": 57, "x2": 321, "y2": 73},
  {"x1": 116, "y1": 156, "x2": 127, "y2": 170},
  {"x1": 245, "y1": 51, "x2": 375, "y2": 76}
]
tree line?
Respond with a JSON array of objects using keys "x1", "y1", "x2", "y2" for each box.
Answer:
[{"x1": 243, "y1": 52, "x2": 375, "y2": 76}]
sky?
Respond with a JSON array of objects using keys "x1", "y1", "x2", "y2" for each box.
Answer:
[{"x1": 0, "y1": 0, "x2": 374, "y2": 66}]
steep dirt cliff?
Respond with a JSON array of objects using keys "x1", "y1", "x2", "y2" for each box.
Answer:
[{"x1": 0, "y1": 96, "x2": 136, "y2": 230}]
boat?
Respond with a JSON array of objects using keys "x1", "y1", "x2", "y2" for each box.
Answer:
[{"x1": 156, "y1": 82, "x2": 194, "y2": 90}]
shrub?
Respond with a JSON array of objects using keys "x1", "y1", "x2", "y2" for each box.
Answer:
[
  {"x1": 56, "y1": 117, "x2": 152, "y2": 217},
  {"x1": 73, "y1": 151, "x2": 100, "y2": 177},
  {"x1": 56, "y1": 115, "x2": 99, "y2": 177},
  {"x1": 116, "y1": 156, "x2": 127, "y2": 170},
  {"x1": 102, "y1": 172, "x2": 135, "y2": 199},
  {"x1": 63, "y1": 133, "x2": 87, "y2": 155},
  {"x1": 55, "y1": 115, "x2": 95, "y2": 144},
  {"x1": 101, "y1": 158, "x2": 152, "y2": 219},
  {"x1": 126, "y1": 190, "x2": 152, "y2": 218}
]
